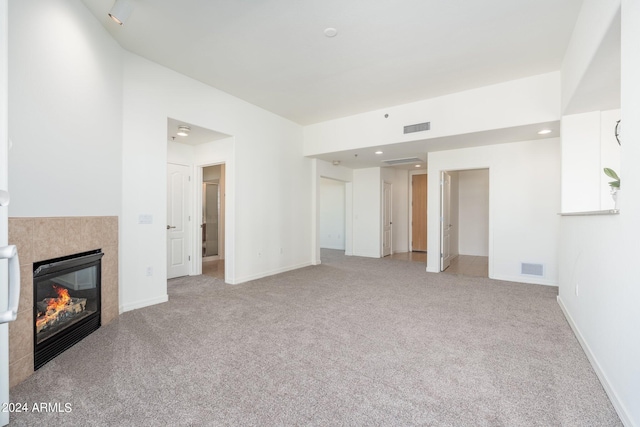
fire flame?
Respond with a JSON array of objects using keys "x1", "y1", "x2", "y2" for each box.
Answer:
[{"x1": 35, "y1": 285, "x2": 72, "y2": 331}]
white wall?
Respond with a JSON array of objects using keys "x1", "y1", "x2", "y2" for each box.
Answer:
[
  {"x1": 319, "y1": 178, "x2": 345, "y2": 250},
  {"x1": 561, "y1": 109, "x2": 621, "y2": 213},
  {"x1": 428, "y1": 138, "x2": 560, "y2": 286},
  {"x1": 561, "y1": 112, "x2": 602, "y2": 212},
  {"x1": 349, "y1": 167, "x2": 410, "y2": 258},
  {"x1": 1, "y1": 2, "x2": 9, "y2": 425},
  {"x1": 8, "y1": 0, "x2": 122, "y2": 217},
  {"x1": 458, "y1": 169, "x2": 489, "y2": 256},
  {"x1": 561, "y1": 0, "x2": 621, "y2": 114},
  {"x1": 599, "y1": 109, "x2": 622, "y2": 209},
  {"x1": 352, "y1": 168, "x2": 381, "y2": 258},
  {"x1": 557, "y1": 1, "x2": 640, "y2": 425},
  {"x1": 304, "y1": 72, "x2": 560, "y2": 157},
  {"x1": 121, "y1": 53, "x2": 311, "y2": 310},
  {"x1": 381, "y1": 167, "x2": 410, "y2": 253},
  {"x1": 167, "y1": 140, "x2": 194, "y2": 166}
]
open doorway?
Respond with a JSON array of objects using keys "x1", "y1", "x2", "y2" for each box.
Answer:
[
  {"x1": 319, "y1": 177, "x2": 346, "y2": 254},
  {"x1": 440, "y1": 168, "x2": 489, "y2": 277},
  {"x1": 201, "y1": 164, "x2": 225, "y2": 280}
]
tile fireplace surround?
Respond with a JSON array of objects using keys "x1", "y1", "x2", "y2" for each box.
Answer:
[{"x1": 7, "y1": 216, "x2": 119, "y2": 388}]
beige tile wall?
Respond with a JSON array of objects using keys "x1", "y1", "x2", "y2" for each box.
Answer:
[{"x1": 8, "y1": 216, "x2": 119, "y2": 388}]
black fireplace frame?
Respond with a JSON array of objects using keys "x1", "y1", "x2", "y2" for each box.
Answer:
[{"x1": 33, "y1": 249, "x2": 103, "y2": 370}]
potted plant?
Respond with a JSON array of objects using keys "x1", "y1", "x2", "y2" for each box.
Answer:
[
  {"x1": 604, "y1": 168, "x2": 620, "y2": 208},
  {"x1": 604, "y1": 168, "x2": 620, "y2": 189}
]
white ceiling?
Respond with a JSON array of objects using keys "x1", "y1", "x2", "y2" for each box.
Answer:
[
  {"x1": 167, "y1": 117, "x2": 230, "y2": 146},
  {"x1": 81, "y1": 0, "x2": 583, "y2": 127}
]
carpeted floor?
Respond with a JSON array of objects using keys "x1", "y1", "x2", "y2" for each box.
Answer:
[{"x1": 8, "y1": 250, "x2": 621, "y2": 426}]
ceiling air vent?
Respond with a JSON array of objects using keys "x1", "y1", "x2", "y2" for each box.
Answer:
[
  {"x1": 404, "y1": 121, "x2": 430, "y2": 134},
  {"x1": 383, "y1": 157, "x2": 422, "y2": 166}
]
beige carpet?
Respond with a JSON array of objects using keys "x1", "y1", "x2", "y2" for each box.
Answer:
[{"x1": 8, "y1": 249, "x2": 621, "y2": 426}]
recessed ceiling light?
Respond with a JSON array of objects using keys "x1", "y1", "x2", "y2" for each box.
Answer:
[
  {"x1": 375, "y1": 151, "x2": 383, "y2": 155},
  {"x1": 538, "y1": 129, "x2": 552, "y2": 135},
  {"x1": 415, "y1": 164, "x2": 421, "y2": 168},
  {"x1": 324, "y1": 27, "x2": 338, "y2": 37}
]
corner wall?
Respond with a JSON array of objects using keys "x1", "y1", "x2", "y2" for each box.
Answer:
[
  {"x1": 121, "y1": 53, "x2": 311, "y2": 310},
  {"x1": 557, "y1": 1, "x2": 640, "y2": 425},
  {"x1": 8, "y1": 0, "x2": 122, "y2": 217}
]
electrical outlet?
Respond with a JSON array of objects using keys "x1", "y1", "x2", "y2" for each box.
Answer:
[
  {"x1": 575, "y1": 281, "x2": 579, "y2": 296},
  {"x1": 146, "y1": 267, "x2": 153, "y2": 276},
  {"x1": 257, "y1": 251, "x2": 262, "y2": 257},
  {"x1": 280, "y1": 247, "x2": 284, "y2": 254}
]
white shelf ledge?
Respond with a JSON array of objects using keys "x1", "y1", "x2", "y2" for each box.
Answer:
[{"x1": 559, "y1": 209, "x2": 619, "y2": 216}]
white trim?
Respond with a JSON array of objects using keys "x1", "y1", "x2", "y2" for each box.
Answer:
[
  {"x1": 557, "y1": 296, "x2": 634, "y2": 427},
  {"x1": 121, "y1": 294, "x2": 169, "y2": 313},
  {"x1": 490, "y1": 274, "x2": 558, "y2": 287},
  {"x1": 230, "y1": 262, "x2": 312, "y2": 285}
]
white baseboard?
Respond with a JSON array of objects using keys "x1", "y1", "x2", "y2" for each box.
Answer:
[
  {"x1": 120, "y1": 294, "x2": 168, "y2": 313},
  {"x1": 490, "y1": 274, "x2": 558, "y2": 287},
  {"x1": 230, "y1": 262, "x2": 312, "y2": 285},
  {"x1": 557, "y1": 296, "x2": 634, "y2": 427}
]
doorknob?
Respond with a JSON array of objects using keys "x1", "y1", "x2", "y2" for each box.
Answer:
[{"x1": 167, "y1": 225, "x2": 176, "y2": 230}]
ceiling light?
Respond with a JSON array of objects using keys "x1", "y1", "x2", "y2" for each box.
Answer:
[
  {"x1": 332, "y1": 160, "x2": 341, "y2": 166},
  {"x1": 375, "y1": 151, "x2": 383, "y2": 155},
  {"x1": 108, "y1": 0, "x2": 135, "y2": 25},
  {"x1": 177, "y1": 125, "x2": 191, "y2": 137},
  {"x1": 415, "y1": 165, "x2": 421, "y2": 168},
  {"x1": 538, "y1": 129, "x2": 552, "y2": 135},
  {"x1": 324, "y1": 28, "x2": 338, "y2": 38}
]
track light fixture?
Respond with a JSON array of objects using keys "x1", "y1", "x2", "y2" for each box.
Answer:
[{"x1": 108, "y1": 0, "x2": 135, "y2": 25}]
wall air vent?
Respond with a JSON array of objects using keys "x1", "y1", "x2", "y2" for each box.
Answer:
[
  {"x1": 404, "y1": 121, "x2": 431, "y2": 134},
  {"x1": 521, "y1": 263, "x2": 544, "y2": 277},
  {"x1": 383, "y1": 157, "x2": 422, "y2": 166}
]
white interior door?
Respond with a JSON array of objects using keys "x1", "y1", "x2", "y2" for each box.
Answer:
[
  {"x1": 382, "y1": 182, "x2": 392, "y2": 257},
  {"x1": 440, "y1": 171, "x2": 452, "y2": 271},
  {"x1": 167, "y1": 163, "x2": 191, "y2": 279}
]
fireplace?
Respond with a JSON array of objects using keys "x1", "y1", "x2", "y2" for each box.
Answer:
[{"x1": 33, "y1": 249, "x2": 104, "y2": 370}]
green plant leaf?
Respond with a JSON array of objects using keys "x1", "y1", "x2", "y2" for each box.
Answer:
[{"x1": 604, "y1": 168, "x2": 620, "y2": 180}]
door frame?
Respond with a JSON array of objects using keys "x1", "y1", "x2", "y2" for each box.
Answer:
[
  {"x1": 427, "y1": 166, "x2": 491, "y2": 277},
  {"x1": 193, "y1": 162, "x2": 228, "y2": 282},
  {"x1": 440, "y1": 171, "x2": 452, "y2": 271},
  {"x1": 202, "y1": 181, "x2": 220, "y2": 261},
  {"x1": 409, "y1": 170, "x2": 427, "y2": 252}
]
